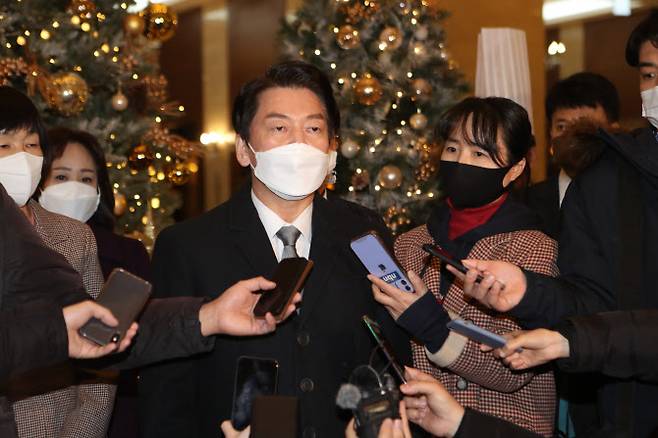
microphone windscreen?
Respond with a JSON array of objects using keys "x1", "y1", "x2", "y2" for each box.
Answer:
[{"x1": 336, "y1": 383, "x2": 362, "y2": 410}]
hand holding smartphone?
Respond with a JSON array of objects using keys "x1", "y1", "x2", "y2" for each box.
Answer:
[
  {"x1": 253, "y1": 258, "x2": 313, "y2": 321},
  {"x1": 351, "y1": 231, "x2": 414, "y2": 293},
  {"x1": 78, "y1": 268, "x2": 151, "y2": 346},
  {"x1": 231, "y1": 356, "x2": 279, "y2": 431}
]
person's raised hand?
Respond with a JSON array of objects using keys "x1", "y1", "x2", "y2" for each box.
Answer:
[
  {"x1": 220, "y1": 420, "x2": 250, "y2": 438},
  {"x1": 199, "y1": 276, "x2": 302, "y2": 337},
  {"x1": 400, "y1": 367, "x2": 465, "y2": 437},
  {"x1": 445, "y1": 260, "x2": 526, "y2": 312},
  {"x1": 369, "y1": 271, "x2": 426, "y2": 320},
  {"x1": 63, "y1": 300, "x2": 138, "y2": 359},
  {"x1": 493, "y1": 329, "x2": 570, "y2": 370},
  {"x1": 344, "y1": 401, "x2": 411, "y2": 438}
]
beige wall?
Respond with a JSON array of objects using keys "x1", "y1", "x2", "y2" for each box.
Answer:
[{"x1": 438, "y1": 0, "x2": 547, "y2": 181}]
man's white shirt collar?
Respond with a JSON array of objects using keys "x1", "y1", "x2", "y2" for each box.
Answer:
[{"x1": 251, "y1": 190, "x2": 313, "y2": 261}]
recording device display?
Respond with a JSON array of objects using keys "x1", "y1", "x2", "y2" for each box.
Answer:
[
  {"x1": 78, "y1": 268, "x2": 152, "y2": 346},
  {"x1": 336, "y1": 366, "x2": 400, "y2": 438},
  {"x1": 253, "y1": 257, "x2": 313, "y2": 321},
  {"x1": 421, "y1": 243, "x2": 485, "y2": 283},
  {"x1": 362, "y1": 315, "x2": 406, "y2": 384},
  {"x1": 446, "y1": 319, "x2": 507, "y2": 349},
  {"x1": 231, "y1": 356, "x2": 279, "y2": 431},
  {"x1": 351, "y1": 231, "x2": 414, "y2": 292}
]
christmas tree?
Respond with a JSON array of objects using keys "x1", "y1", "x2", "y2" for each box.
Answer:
[
  {"x1": 0, "y1": 0, "x2": 198, "y2": 247},
  {"x1": 281, "y1": 0, "x2": 468, "y2": 233}
]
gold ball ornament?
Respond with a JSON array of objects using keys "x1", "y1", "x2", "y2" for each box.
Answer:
[
  {"x1": 409, "y1": 113, "x2": 428, "y2": 130},
  {"x1": 41, "y1": 72, "x2": 89, "y2": 116},
  {"x1": 113, "y1": 191, "x2": 127, "y2": 216},
  {"x1": 378, "y1": 26, "x2": 403, "y2": 51},
  {"x1": 67, "y1": 0, "x2": 96, "y2": 21},
  {"x1": 123, "y1": 14, "x2": 145, "y2": 37},
  {"x1": 111, "y1": 90, "x2": 129, "y2": 111},
  {"x1": 336, "y1": 25, "x2": 360, "y2": 50},
  {"x1": 378, "y1": 165, "x2": 403, "y2": 189},
  {"x1": 128, "y1": 144, "x2": 154, "y2": 171},
  {"x1": 340, "y1": 138, "x2": 361, "y2": 158},
  {"x1": 168, "y1": 162, "x2": 191, "y2": 186},
  {"x1": 354, "y1": 76, "x2": 383, "y2": 106},
  {"x1": 143, "y1": 3, "x2": 178, "y2": 42},
  {"x1": 411, "y1": 78, "x2": 432, "y2": 98}
]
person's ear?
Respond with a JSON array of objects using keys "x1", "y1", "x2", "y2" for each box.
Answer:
[
  {"x1": 235, "y1": 135, "x2": 255, "y2": 168},
  {"x1": 329, "y1": 135, "x2": 338, "y2": 152},
  {"x1": 502, "y1": 158, "x2": 526, "y2": 188}
]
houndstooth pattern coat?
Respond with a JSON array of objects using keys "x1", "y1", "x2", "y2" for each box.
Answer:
[
  {"x1": 395, "y1": 225, "x2": 557, "y2": 437},
  {"x1": 10, "y1": 201, "x2": 116, "y2": 438}
]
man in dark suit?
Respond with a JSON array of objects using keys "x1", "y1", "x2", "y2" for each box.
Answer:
[
  {"x1": 526, "y1": 72, "x2": 619, "y2": 239},
  {"x1": 138, "y1": 61, "x2": 409, "y2": 438}
]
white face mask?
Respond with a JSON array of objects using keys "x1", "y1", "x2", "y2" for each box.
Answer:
[
  {"x1": 641, "y1": 85, "x2": 658, "y2": 129},
  {"x1": 39, "y1": 181, "x2": 100, "y2": 223},
  {"x1": 249, "y1": 142, "x2": 337, "y2": 201},
  {"x1": 0, "y1": 152, "x2": 43, "y2": 206}
]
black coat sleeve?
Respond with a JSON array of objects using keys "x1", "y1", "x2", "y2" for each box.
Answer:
[
  {"x1": 509, "y1": 174, "x2": 617, "y2": 329},
  {"x1": 556, "y1": 310, "x2": 658, "y2": 382},
  {"x1": 138, "y1": 225, "x2": 205, "y2": 438},
  {"x1": 454, "y1": 408, "x2": 542, "y2": 438},
  {"x1": 0, "y1": 305, "x2": 69, "y2": 382}
]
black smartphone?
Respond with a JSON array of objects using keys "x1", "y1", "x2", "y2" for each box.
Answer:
[
  {"x1": 254, "y1": 257, "x2": 313, "y2": 321},
  {"x1": 362, "y1": 315, "x2": 407, "y2": 384},
  {"x1": 78, "y1": 268, "x2": 152, "y2": 346},
  {"x1": 351, "y1": 231, "x2": 414, "y2": 293},
  {"x1": 421, "y1": 244, "x2": 485, "y2": 283},
  {"x1": 231, "y1": 356, "x2": 279, "y2": 431}
]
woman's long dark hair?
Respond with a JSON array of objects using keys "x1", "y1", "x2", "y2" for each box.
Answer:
[{"x1": 42, "y1": 127, "x2": 115, "y2": 229}]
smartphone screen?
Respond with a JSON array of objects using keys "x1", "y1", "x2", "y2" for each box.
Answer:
[
  {"x1": 253, "y1": 258, "x2": 313, "y2": 320},
  {"x1": 351, "y1": 232, "x2": 414, "y2": 292},
  {"x1": 231, "y1": 357, "x2": 279, "y2": 431},
  {"x1": 78, "y1": 268, "x2": 152, "y2": 346},
  {"x1": 362, "y1": 315, "x2": 407, "y2": 384}
]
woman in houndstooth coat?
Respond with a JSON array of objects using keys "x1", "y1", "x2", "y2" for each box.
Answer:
[
  {"x1": 0, "y1": 86, "x2": 114, "y2": 438},
  {"x1": 370, "y1": 97, "x2": 557, "y2": 436}
]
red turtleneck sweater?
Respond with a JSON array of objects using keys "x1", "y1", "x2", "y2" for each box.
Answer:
[{"x1": 447, "y1": 194, "x2": 508, "y2": 241}]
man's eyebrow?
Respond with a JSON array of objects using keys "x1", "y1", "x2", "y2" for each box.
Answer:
[
  {"x1": 639, "y1": 61, "x2": 658, "y2": 68},
  {"x1": 306, "y1": 113, "x2": 326, "y2": 120},
  {"x1": 264, "y1": 113, "x2": 291, "y2": 119}
]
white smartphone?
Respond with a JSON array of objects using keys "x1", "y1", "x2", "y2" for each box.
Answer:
[
  {"x1": 350, "y1": 231, "x2": 414, "y2": 293},
  {"x1": 446, "y1": 319, "x2": 507, "y2": 349}
]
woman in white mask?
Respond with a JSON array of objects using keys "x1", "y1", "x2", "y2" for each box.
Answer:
[
  {"x1": 38, "y1": 127, "x2": 151, "y2": 438},
  {"x1": 0, "y1": 87, "x2": 116, "y2": 437}
]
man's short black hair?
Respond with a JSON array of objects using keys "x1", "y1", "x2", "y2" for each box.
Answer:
[
  {"x1": 545, "y1": 72, "x2": 620, "y2": 124},
  {"x1": 0, "y1": 86, "x2": 48, "y2": 150},
  {"x1": 231, "y1": 61, "x2": 340, "y2": 143},
  {"x1": 626, "y1": 9, "x2": 658, "y2": 67}
]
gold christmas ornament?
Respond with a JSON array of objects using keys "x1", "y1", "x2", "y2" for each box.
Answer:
[
  {"x1": 340, "y1": 138, "x2": 361, "y2": 158},
  {"x1": 143, "y1": 3, "x2": 178, "y2": 42},
  {"x1": 168, "y1": 162, "x2": 191, "y2": 185},
  {"x1": 338, "y1": 0, "x2": 380, "y2": 24},
  {"x1": 353, "y1": 75, "x2": 383, "y2": 106},
  {"x1": 409, "y1": 113, "x2": 428, "y2": 130},
  {"x1": 336, "y1": 25, "x2": 360, "y2": 50},
  {"x1": 351, "y1": 169, "x2": 370, "y2": 191},
  {"x1": 123, "y1": 13, "x2": 145, "y2": 37},
  {"x1": 67, "y1": 0, "x2": 96, "y2": 21},
  {"x1": 41, "y1": 72, "x2": 89, "y2": 116},
  {"x1": 111, "y1": 90, "x2": 129, "y2": 111},
  {"x1": 113, "y1": 191, "x2": 127, "y2": 216},
  {"x1": 128, "y1": 144, "x2": 154, "y2": 170},
  {"x1": 378, "y1": 26, "x2": 403, "y2": 51},
  {"x1": 378, "y1": 165, "x2": 403, "y2": 189},
  {"x1": 411, "y1": 78, "x2": 432, "y2": 98}
]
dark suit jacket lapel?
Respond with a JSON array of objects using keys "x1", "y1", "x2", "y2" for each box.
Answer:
[
  {"x1": 299, "y1": 195, "x2": 338, "y2": 326},
  {"x1": 227, "y1": 186, "x2": 278, "y2": 278}
]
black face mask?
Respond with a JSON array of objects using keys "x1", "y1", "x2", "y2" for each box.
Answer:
[{"x1": 439, "y1": 160, "x2": 511, "y2": 209}]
